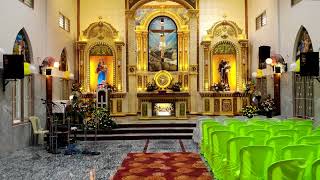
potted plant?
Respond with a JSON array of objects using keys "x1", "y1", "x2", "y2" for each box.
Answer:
[
  {"x1": 260, "y1": 95, "x2": 275, "y2": 118},
  {"x1": 170, "y1": 82, "x2": 182, "y2": 92},
  {"x1": 210, "y1": 82, "x2": 230, "y2": 92},
  {"x1": 146, "y1": 82, "x2": 158, "y2": 92},
  {"x1": 241, "y1": 105, "x2": 259, "y2": 118},
  {"x1": 92, "y1": 107, "x2": 117, "y2": 130}
]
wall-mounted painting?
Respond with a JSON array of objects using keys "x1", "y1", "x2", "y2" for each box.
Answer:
[{"x1": 148, "y1": 16, "x2": 178, "y2": 71}]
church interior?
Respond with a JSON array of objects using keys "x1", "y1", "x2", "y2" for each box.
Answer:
[{"x1": 1, "y1": 0, "x2": 320, "y2": 179}]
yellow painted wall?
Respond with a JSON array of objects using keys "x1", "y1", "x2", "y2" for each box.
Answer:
[
  {"x1": 89, "y1": 56, "x2": 114, "y2": 92},
  {"x1": 212, "y1": 54, "x2": 237, "y2": 91}
]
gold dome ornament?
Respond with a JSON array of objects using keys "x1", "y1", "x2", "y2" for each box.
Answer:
[{"x1": 154, "y1": 70, "x2": 173, "y2": 90}]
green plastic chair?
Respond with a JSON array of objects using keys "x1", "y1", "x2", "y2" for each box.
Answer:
[
  {"x1": 238, "y1": 124, "x2": 264, "y2": 136},
  {"x1": 297, "y1": 135, "x2": 320, "y2": 149},
  {"x1": 239, "y1": 146, "x2": 274, "y2": 180},
  {"x1": 293, "y1": 125, "x2": 313, "y2": 138},
  {"x1": 313, "y1": 129, "x2": 320, "y2": 136},
  {"x1": 209, "y1": 130, "x2": 235, "y2": 178},
  {"x1": 224, "y1": 118, "x2": 242, "y2": 125},
  {"x1": 279, "y1": 121, "x2": 295, "y2": 129},
  {"x1": 295, "y1": 120, "x2": 313, "y2": 126},
  {"x1": 281, "y1": 145, "x2": 318, "y2": 179},
  {"x1": 267, "y1": 136, "x2": 294, "y2": 161},
  {"x1": 247, "y1": 130, "x2": 271, "y2": 145},
  {"x1": 267, "y1": 158, "x2": 306, "y2": 180},
  {"x1": 203, "y1": 125, "x2": 229, "y2": 159},
  {"x1": 276, "y1": 129, "x2": 299, "y2": 141},
  {"x1": 312, "y1": 159, "x2": 320, "y2": 180},
  {"x1": 200, "y1": 121, "x2": 221, "y2": 154},
  {"x1": 227, "y1": 121, "x2": 247, "y2": 135},
  {"x1": 225, "y1": 137, "x2": 254, "y2": 180},
  {"x1": 267, "y1": 125, "x2": 290, "y2": 136},
  {"x1": 253, "y1": 120, "x2": 275, "y2": 127}
]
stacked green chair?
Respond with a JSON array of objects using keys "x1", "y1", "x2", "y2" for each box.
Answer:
[
  {"x1": 297, "y1": 135, "x2": 320, "y2": 149},
  {"x1": 204, "y1": 125, "x2": 228, "y2": 159},
  {"x1": 209, "y1": 130, "x2": 235, "y2": 178},
  {"x1": 267, "y1": 158, "x2": 306, "y2": 180},
  {"x1": 295, "y1": 119, "x2": 313, "y2": 126},
  {"x1": 200, "y1": 121, "x2": 220, "y2": 154},
  {"x1": 312, "y1": 159, "x2": 320, "y2": 180},
  {"x1": 247, "y1": 129, "x2": 271, "y2": 145},
  {"x1": 239, "y1": 146, "x2": 274, "y2": 180},
  {"x1": 279, "y1": 121, "x2": 295, "y2": 129},
  {"x1": 223, "y1": 118, "x2": 241, "y2": 125},
  {"x1": 293, "y1": 125, "x2": 313, "y2": 138},
  {"x1": 238, "y1": 124, "x2": 264, "y2": 136},
  {"x1": 253, "y1": 120, "x2": 275, "y2": 127},
  {"x1": 281, "y1": 145, "x2": 318, "y2": 179},
  {"x1": 276, "y1": 129, "x2": 299, "y2": 141},
  {"x1": 313, "y1": 129, "x2": 320, "y2": 136},
  {"x1": 267, "y1": 136, "x2": 293, "y2": 161},
  {"x1": 225, "y1": 137, "x2": 254, "y2": 180},
  {"x1": 267, "y1": 124, "x2": 289, "y2": 136},
  {"x1": 227, "y1": 121, "x2": 246, "y2": 135}
]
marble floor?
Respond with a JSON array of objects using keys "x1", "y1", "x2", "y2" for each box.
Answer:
[{"x1": 0, "y1": 139, "x2": 201, "y2": 180}]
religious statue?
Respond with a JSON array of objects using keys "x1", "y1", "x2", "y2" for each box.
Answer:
[
  {"x1": 218, "y1": 59, "x2": 231, "y2": 87},
  {"x1": 96, "y1": 60, "x2": 108, "y2": 85}
]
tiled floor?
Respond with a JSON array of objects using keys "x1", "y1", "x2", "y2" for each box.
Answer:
[{"x1": 0, "y1": 140, "x2": 200, "y2": 180}]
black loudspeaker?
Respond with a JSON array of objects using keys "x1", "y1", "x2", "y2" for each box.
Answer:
[
  {"x1": 46, "y1": 69, "x2": 52, "y2": 76},
  {"x1": 300, "y1": 52, "x2": 319, "y2": 76},
  {"x1": 3, "y1": 55, "x2": 24, "y2": 79},
  {"x1": 259, "y1": 46, "x2": 271, "y2": 69},
  {"x1": 275, "y1": 67, "x2": 281, "y2": 73}
]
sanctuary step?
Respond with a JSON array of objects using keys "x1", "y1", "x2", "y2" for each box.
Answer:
[{"x1": 74, "y1": 122, "x2": 195, "y2": 140}]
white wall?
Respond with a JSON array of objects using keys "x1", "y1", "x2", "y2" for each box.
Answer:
[
  {"x1": 199, "y1": 0, "x2": 245, "y2": 39},
  {"x1": 80, "y1": 0, "x2": 125, "y2": 40}
]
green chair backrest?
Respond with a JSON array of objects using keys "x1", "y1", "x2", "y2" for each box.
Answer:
[
  {"x1": 227, "y1": 121, "x2": 247, "y2": 134},
  {"x1": 293, "y1": 125, "x2": 313, "y2": 137},
  {"x1": 313, "y1": 129, "x2": 320, "y2": 136},
  {"x1": 224, "y1": 118, "x2": 241, "y2": 125},
  {"x1": 238, "y1": 124, "x2": 264, "y2": 136},
  {"x1": 267, "y1": 124, "x2": 290, "y2": 136},
  {"x1": 252, "y1": 120, "x2": 275, "y2": 127},
  {"x1": 211, "y1": 130, "x2": 236, "y2": 158},
  {"x1": 206, "y1": 125, "x2": 229, "y2": 155},
  {"x1": 267, "y1": 136, "x2": 294, "y2": 161},
  {"x1": 201, "y1": 124, "x2": 227, "y2": 157},
  {"x1": 295, "y1": 120, "x2": 313, "y2": 126},
  {"x1": 297, "y1": 135, "x2": 320, "y2": 147},
  {"x1": 281, "y1": 145, "x2": 318, "y2": 179},
  {"x1": 312, "y1": 159, "x2": 320, "y2": 180},
  {"x1": 247, "y1": 129, "x2": 271, "y2": 145},
  {"x1": 201, "y1": 121, "x2": 221, "y2": 142},
  {"x1": 279, "y1": 121, "x2": 295, "y2": 128},
  {"x1": 239, "y1": 146, "x2": 274, "y2": 180},
  {"x1": 29, "y1": 116, "x2": 41, "y2": 133},
  {"x1": 227, "y1": 137, "x2": 254, "y2": 170},
  {"x1": 267, "y1": 158, "x2": 306, "y2": 180},
  {"x1": 276, "y1": 129, "x2": 298, "y2": 141}
]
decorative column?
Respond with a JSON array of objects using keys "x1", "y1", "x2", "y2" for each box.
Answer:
[
  {"x1": 239, "y1": 39, "x2": 249, "y2": 83},
  {"x1": 142, "y1": 31, "x2": 148, "y2": 71},
  {"x1": 77, "y1": 41, "x2": 87, "y2": 90},
  {"x1": 187, "y1": 9, "x2": 199, "y2": 114},
  {"x1": 201, "y1": 40, "x2": 211, "y2": 91},
  {"x1": 115, "y1": 41, "x2": 125, "y2": 91},
  {"x1": 178, "y1": 32, "x2": 184, "y2": 71},
  {"x1": 126, "y1": 10, "x2": 138, "y2": 114}
]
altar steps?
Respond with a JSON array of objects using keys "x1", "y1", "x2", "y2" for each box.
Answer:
[{"x1": 75, "y1": 123, "x2": 195, "y2": 140}]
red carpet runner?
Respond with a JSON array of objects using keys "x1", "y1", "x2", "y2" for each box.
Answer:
[{"x1": 112, "y1": 152, "x2": 212, "y2": 180}]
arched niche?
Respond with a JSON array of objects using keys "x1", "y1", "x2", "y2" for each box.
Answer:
[
  {"x1": 128, "y1": 0, "x2": 196, "y2": 11},
  {"x1": 201, "y1": 20, "x2": 248, "y2": 92},
  {"x1": 77, "y1": 20, "x2": 125, "y2": 92},
  {"x1": 12, "y1": 28, "x2": 34, "y2": 121},
  {"x1": 136, "y1": 10, "x2": 189, "y2": 72},
  {"x1": 293, "y1": 26, "x2": 314, "y2": 117},
  {"x1": 59, "y1": 48, "x2": 68, "y2": 72}
]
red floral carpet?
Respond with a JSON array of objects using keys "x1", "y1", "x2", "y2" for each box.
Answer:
[{"x1": 112, "y1": 152, "x2": 212, "y2": 180}]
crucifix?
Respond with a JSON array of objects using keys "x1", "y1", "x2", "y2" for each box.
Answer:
[{"x1": 150, "y1": 17, "x2": 175, "y2": 61}]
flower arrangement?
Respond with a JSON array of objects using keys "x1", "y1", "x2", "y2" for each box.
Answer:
[
  {"x1": 170, "y1": 82, "x2": 182, "y2": 92},
  {"x1": 241, "y1": 105, "x2": 259, "y2": 118},
  {"x1": 211, "y1": 82, "x2": 230, "y2": 92},
  {"x1": 260, "y1": 95, "x2": 275, "y2": 112},
  {"x1": 146, "y1": 82, "x2": 158, "y2": 92},
  {"x1": 98, "y1": 81, "x2": 117, "y2": 92}
]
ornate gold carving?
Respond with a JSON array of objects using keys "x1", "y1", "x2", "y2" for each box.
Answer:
[
  {"x1": 154, "y1": 70, "x2": 173, "y2": 90},
  {"x1": 199, "y1": 92, "x2": 249, "y2": 97},
  {"x1": 204, "y1": 99, "x2": 210, "y2": 112},
  {"x1": 233, "y1": 97, "x2": 237, "y2": 114},
  {"x1": 128, "y1": 0, "x2": 196, "y2": 10},
  {"x1": 83, "y1": 21, "x2": 119, "y2": 40},
  {"x1": 129, "y1": 65, "x2": 137, "y2": 74},
  {"x1": 207, "y1": 20, "x2": 243, "y2": 39},
  {"x1": 189, "y1": 65, "x2": 198, "y2": 74},
  {"x1": 187, "y1": 9, "x2": 199, "y2": 18},
  {"x1": 180, "y1": 103, "x2": 186, "y2": 116},
  {"x1": 89, "y1": 44, "x2": 113, "y2": 56},
  {"x1": 214, "y1": 99, "x2": 220, "y2": 113},
  {"x1": 212, "y1": 43, "x2": 236, "y2": 55},
  {"x1": 117, "y1": 100, "x2": 122, "y2": 113},
  {"x1": 222, "y1": 99, "x2": 232, "y2": 112}
]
